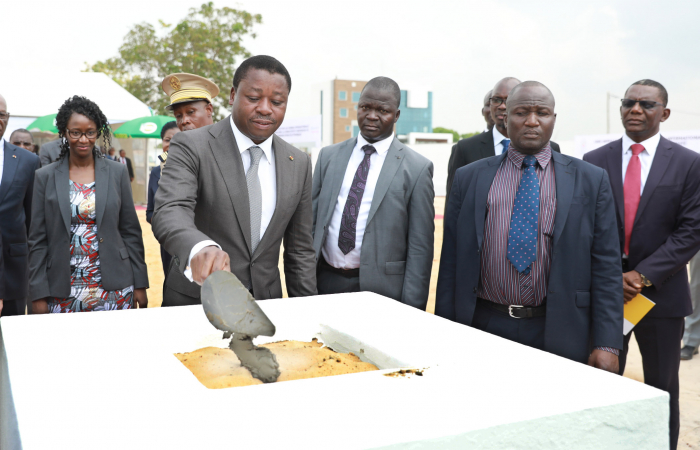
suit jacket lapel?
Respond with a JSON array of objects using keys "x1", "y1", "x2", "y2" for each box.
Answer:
[
  {"x1": 0, "y1": 141, "x2": 19, "y2": 203},
  {"x1": 254, "y1": 135, "x2": 295, "y2": 259},
  {"x1": 479, "y1": 128, "x2": 496, "y2": 160},
  {"x1": 208, "y1": 117, "x2": 252, "y2": 255},
  {"x1": 474, "y1": 152, "x2": 505, "y2": 248},
  {"x1": 366, "y1": 137, "x2": 403, "y2": 227},
  {"x1": 605, "y1": 139, "x2": 624, "y2": 223},
  {"x1": 95, "y1": 157, "x2": 109, "y2": 230},
  {"x1": 634, "y1": 136, "x2": 673, "y2": 225},
  {"x1": 54, "y1": 157, "x2": 71, "y2": 235},
  {"x1": 552, "y1": 152, "x2": 576, "y2": 247},
  {"x1": 324, "y1": 138, "x2": 356, "y2": 227}
]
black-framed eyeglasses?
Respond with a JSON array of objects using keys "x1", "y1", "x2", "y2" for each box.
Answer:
[
  {"x1": 0, "y1": 111, "x2": 10, "y2": 120},
  {"x1": 489, "y1": 97, "x2": 507, "y2": 106},
  {"x1": 67, "y1": 129, "x2": 98, "y2": 139},
  {"x1": 621, "y1": 99, "x2": 663, "y2": 110}
]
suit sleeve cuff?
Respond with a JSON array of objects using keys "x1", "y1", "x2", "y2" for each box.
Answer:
[
  {"x1": 184, "y1": 240, "x2": 221, "y2": 282},
  {"x1": 594, "y1": 346, "x2": 620, "y2": 356}
]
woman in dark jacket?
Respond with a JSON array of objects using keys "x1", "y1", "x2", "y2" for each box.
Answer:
[
  {"x1": 146, "y1": 121, "x2": 179, "y2": 276},
  {"x1": 28, "y1": 96, "x2": 149, "y2": 313}
]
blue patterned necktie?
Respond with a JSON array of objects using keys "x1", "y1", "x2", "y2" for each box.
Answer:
[{"x1": 507, "y1": 155, "x2": 540, "y2": 274}]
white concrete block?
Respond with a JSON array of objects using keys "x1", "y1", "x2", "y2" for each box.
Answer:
[{"x1": 0, "y1": 292, "x2": 667, "y2": 449}]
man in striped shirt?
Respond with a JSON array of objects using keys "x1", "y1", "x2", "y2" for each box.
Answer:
[{"x1": 436, "y1": 81, "x2": 622, "y2": 371}]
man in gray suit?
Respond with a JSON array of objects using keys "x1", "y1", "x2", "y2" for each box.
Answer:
[
  {"x1": 311, "y1": 77, "x2": 435, "y2": 310},
  {"x1": 153, "y1": 55, "x2": 317, "y2": 304},
  {"x1": 39, "y1": 138, "x2": 62, "y2": 166}
]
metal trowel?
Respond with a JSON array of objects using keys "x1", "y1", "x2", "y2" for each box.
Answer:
[{"x1": 200, "y1": 271, "x2": 280, "y2": 383}]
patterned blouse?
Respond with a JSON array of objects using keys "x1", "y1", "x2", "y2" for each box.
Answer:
[{"x1": 47, "y1": 181, "x2": 134, "y2": 313}]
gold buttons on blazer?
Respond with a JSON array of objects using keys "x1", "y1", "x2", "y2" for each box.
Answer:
[{"x1": 99, "y1": 238, "x2": 104, "y2": 243}]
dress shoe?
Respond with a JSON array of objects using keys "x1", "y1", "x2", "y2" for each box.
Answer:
[{"x1": 681, "y1": 345, "x2": 698, "y2": 361}]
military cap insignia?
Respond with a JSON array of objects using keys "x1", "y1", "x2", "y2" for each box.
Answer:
[{"x1": 169, "y1": 76, "x2": 181, "y2": 90}]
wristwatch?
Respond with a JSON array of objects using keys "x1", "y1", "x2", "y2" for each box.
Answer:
[{"x1": 639, "y1": 273, "x2": 653, "y2": 287}]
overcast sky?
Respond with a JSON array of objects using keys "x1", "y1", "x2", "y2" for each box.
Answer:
[{"x1": 5, "y1": 0, "x2": 700, "y2": 141}]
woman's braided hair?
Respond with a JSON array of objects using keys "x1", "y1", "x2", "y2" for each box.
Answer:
[{"x1": 56, "y1": 96, "x2": 111, "y2": 160}]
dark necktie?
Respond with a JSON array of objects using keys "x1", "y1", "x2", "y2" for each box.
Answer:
[
  {"x1": 338, "y1": 145, "x2": 376, "y2": 255},
  {"x1": 501, "y1": 138, "x2": 510, "y2": 153},
  {"x1": 507, "y1": 155, "x2": 540, "y2": 274},
  {"x1": 623, "y1": 144, "x2": 644, "y2": 255}
]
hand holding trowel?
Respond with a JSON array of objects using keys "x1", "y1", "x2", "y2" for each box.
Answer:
[{"x1": 201, "y1": 271, "x2": 280, "y2": 383}]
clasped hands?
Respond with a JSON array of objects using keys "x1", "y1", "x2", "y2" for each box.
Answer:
[{"x1": 190, "y1": 246, "x2": 231, "y2": 285}]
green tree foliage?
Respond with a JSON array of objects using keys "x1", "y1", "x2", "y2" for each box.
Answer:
[
  {"x1": 86, "y1": 2, "x2": 262, "y2": 119},
  {"x1": 460, "y1": 132, "x2": 480, "y2": 139},
  {"x1": 432, "y1": 127, "x2": 460, "y2": 143}
]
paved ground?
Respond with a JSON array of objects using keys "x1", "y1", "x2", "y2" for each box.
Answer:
[{"x1": 138, "y1": 198, "x2": 699, "y2": 447}]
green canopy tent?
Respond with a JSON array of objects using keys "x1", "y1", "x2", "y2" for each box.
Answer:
[
  {"x1": 26, "y1": 114, "x2": 58, "y2": 134},
  {"x1": 113, "y1": 115, "x2": 176, "y2": 190},
  {"x1": 113, "y1": 115, "x2": 175, "y2": 139}
]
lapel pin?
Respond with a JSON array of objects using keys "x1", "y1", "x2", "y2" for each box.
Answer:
[
  {"x1": 289, "y1": 156, "x2": 294, "y2": 161},
  {"x1": 12, "y1": 155, "x2": 17, "y2": 158}
]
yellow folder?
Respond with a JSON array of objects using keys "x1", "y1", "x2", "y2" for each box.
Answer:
[{"x1": 623, "y1": 294, "x2": 656, "y2": 335}]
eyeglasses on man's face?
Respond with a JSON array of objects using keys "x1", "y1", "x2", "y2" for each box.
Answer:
[
  {"x1": 67, "y1": 129, "x2": 98, "y2": 140},
  {"x1": 621, "y1": 99, "x2": 663, "y2": 110},
  {"x1": 0, "y1": 111, "x2": 10, "y2": 121},
  {"x1": 489, "y1": 97, "x2": 507, "y2": 106}
]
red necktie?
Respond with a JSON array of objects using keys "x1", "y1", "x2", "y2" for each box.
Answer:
[{"x1": 623, "y1": 144, "x2": 644, "y2": 255}]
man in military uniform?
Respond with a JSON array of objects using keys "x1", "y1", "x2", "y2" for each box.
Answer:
[
  {"x1": 162, "y1": 73, "x2": 219, "y2": 131},
  {"x1": 155, "y1": 73, "x2": 219, "y2": 305}
]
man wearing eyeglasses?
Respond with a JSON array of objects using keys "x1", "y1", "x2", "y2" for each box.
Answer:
[
  {"x1": 481, "y1": 90, "x2": 494, "y2": 132},
  {"x1": 584, "y1": 79, "x2": 700, "y2": 450},
  {"x1": 445, "y1": 77, "x2": 561, "y2": 203},
  {"x1": 0, "y1": 94, "x2": 40, "y2": 316}
]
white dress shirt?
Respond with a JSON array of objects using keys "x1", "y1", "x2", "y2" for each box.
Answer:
[
  {"x1": 0, "y1": 140, "x2": 5, "y2": 183},
  {"x1": 492, "y1": 126, "x2": 508, "y2": 156},
  {"x1": 184, "y1": 117, "x2": 277, "y2": 282},
  {"x1": 322, "y1": 133, "x2": 393, "y2": 269},
  {"x1": 621, "y1": 132, "x2": 660, "y2": 195}
]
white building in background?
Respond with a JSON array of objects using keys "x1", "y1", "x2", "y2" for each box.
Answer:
[{"x1": 400, "y1": 132, "x2": 453, "y2": 145}]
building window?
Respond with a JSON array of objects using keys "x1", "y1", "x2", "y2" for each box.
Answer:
[
  {"x1": 354, "y1": 104, "x2": 358, "y2": 110},
  {"x1": 352, "y1": 92, "x2": 361, "y2": 102},
  {"x1": 345, "y1": 125, "x2": 350, "y2": 132},
  {"x1": 339, "y1": 108, "x2": 348, "y2": 118},
  {"x1": 338, "y1": 91, "x2": 347, "y2": 101}
]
